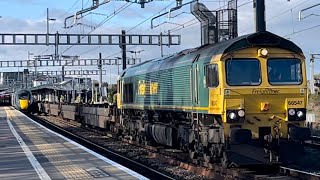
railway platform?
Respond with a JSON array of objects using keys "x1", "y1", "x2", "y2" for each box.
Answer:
[{"x1": 0, "y1": 106, "x2": 147, "y2": 180}]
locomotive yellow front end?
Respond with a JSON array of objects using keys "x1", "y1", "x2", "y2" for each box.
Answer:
[
  {"x1": 19, "y1": 99, "x2": 29, "y2": 111},
  {"x1": 219, "y1": 47, "x2": 309, "y2": 143}
]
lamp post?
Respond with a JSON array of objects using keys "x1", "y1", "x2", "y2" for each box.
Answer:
[
  {"x1": 27, "y1": 51, "x2": 34, "y2": 87},
  {"x1": 115, "y1": 57, "x2": 122, "y2": 75},
  {"x1": 127, "y1": 50, "x2": 144, "y2": 65},
  {"x1": 46, "y1": 8, "x2": 56, "y2": 46},
  {"x1": 85, "y1": 71, "x2": 88, "y2": 104},
  {"x1": 310, "y1": 54, "x2": 320, "y2": 94},
  {"x1": 17, "y1": 66, "x2": 20, "y2": 88},
  {"x1": 28, "y1": 51, "x2": 34, "y2": 61}
]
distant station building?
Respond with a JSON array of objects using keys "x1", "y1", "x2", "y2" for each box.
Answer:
[
  {"x1": 30, "y1": 77, "x2": 94, "y2": 104},
  {"x1": 33, "y1": 76, "x2": 48, "y2": 87},
  {"x1": 0, "y1": 72, "x2": 24, "y2": 85}
]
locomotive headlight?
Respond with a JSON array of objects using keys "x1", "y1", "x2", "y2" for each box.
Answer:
[
  {"x1": 238, "y1": 109, "x2": 245, "y2": 117},
  {"x1": 229, "y1": 112, "x2": 237, "y2": 120},
  {"x1": 258, "y1": 48, "x2": 269, "y2": 57},
  {"x1": 288, "y1": 109, "x2": 296, "y2": 116},
  {"x1": 297, "y1": 111, "x2": 304, "y2": 118}
]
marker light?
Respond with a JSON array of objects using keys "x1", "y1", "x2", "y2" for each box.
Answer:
[
  {"x1": 229, "y1": 112, "x2": 237, "y2": 120},
  {"x1": 238, "y1": 110, "x2": 245, "y2": 117},
  {"x1": 297, "y1": 111, "x2": 304, "y2": 118},
  {"x1": 288, "y1": 109, "x2": 296, "y2": 116},
  {"x1": 258, "y1": 48, "x2": 269, "y2": 57}
]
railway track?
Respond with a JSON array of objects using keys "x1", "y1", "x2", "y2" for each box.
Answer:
[
  {"x1": 279, "y1": 166, "x2": 320, "y2": 180},
  {"x1": 26, "y1": 112, "x2": 320, "y2": 180},
  {"x1": 311, "y1": 136, "x2": 320, "y2": 142}
]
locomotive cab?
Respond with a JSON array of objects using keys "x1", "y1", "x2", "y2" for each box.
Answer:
[
  {"x1": 13, "y1": 90, "x2": 32, "y2": 112},
  {"x1": 218, "y1": 48, "x2": 309, "y2": 142}
]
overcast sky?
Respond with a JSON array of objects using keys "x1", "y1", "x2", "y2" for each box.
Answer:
[{"x1": 0, "y1": 0, "x2": 319, "y2": 83}]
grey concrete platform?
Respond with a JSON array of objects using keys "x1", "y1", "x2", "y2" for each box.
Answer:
[{"x1": 0, "y1": 107, "x2": 147, "y2": 180}]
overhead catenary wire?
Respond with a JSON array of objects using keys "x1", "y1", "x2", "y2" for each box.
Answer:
[
  {"x1": 41, "y1": 0, "x2": 114, "y2": 56},
  {"x1": 284, "y1": 23, "x2": 320, "y2": 38},
  {"x1": 172, "y1": 0, "x2": 313, "y2": 34},
  {"x1": 239, "y1": 0, "x2": 313, "y2": 34},
  {"x1": 50, "y1": 0, "x2": 82, "y2": 33},
  {"x1": 82, "y1": 2, "x2": 176, "y2": 58},
  {"x1": 170, "y1": 0, "x2": 253, "y2": 33},
  {"x1": 40, "y1": 0, "x2": 82, "y2": 56},
  {"x1": 103, "y1": 0, "x2": 248, "y2": 59},
  {"x1": 60, "y1": 2, "x2": 133, "y2": 56}
]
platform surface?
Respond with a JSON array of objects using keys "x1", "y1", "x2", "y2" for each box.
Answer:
[{"x1": 0, "y1": 107, "x2": 147, "y2": 180}]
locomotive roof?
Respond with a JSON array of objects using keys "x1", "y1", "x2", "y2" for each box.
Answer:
[{"x1": 122, "y1": 31, "x2": 303, "y2": 77}]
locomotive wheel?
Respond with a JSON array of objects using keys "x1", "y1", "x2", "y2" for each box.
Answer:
[{"x1": 289, "y1": 127, "x2": 311, "y2": 141}]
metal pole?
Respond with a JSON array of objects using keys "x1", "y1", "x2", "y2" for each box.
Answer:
[
  {"x1": 78, "y1": 76, "x2": 81, "y2": 103},
  {"x1": 34, "y1": 57, "x2": 37, "y2": 83},
  {"x1": 95, "y1": 87, "x2": 98, "y2": 102},
  {"x1": 85, "y1": 73, "x2": 88, "y2": 103},
  {"x1": 99, "y1": 52, "x2": 103, "y2": 103},
  {"x1": 110, "y1": 65, "x2": 111, "y2": 86},
  {"x1": 62, "y1": 66, "x2": 65, "y2": 81},
  {"x1": 117, "y1": 63, "x2": 119, "y2": 75},
  {"x1": 72, "y1": 77, "x2": 75, "y2": 103},
  {"x1": 55, "y1": 31, "x2": 59, "y2": 60},
  {"x1": 54, "y1": 88, "x2": 57, "y2": 103},
  {"x1": 160, "y1": 32, "x2": 163, "y2": 57},
  {"x1": 17, "y1": 67, "x2": 20, "y2": 88},
  {"x1": 22, "y1": 70, "x2": 24, "y2": 88},
  {"x1": 310, "y1": 55, "x2": 315, "y2": 94},
  {"x1": 121, "y1": 30, "x2": 127, "y2": 70},
  {"x1": 91, "y1": 79, "x2": 94, "y2": 103},
  {"x1": 66, "y1": 90, "x2": 69, "y2": 103},
  {"x1": 254, "y1": 0, "x2": 266, "y2": 32},
  {"x1": 46, "y1": 8, "x2": 49, "y2": 46}
]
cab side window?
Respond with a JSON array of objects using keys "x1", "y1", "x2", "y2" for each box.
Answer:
[
  {"x1": 123, "y1": 83, "x2": 133, "y2": 103},
  {"x1": 206, "y1": 64, "x2": 219, "y2": 87}
]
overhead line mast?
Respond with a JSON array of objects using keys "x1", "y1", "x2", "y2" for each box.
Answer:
[{"x1": 310, "y1": 54, "x2": 320, "y2": 95}]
